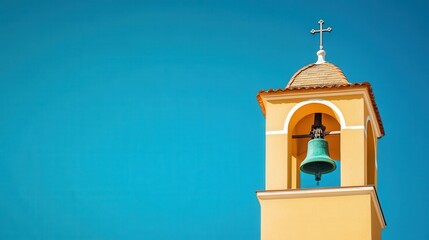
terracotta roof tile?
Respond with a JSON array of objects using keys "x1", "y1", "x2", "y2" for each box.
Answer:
[{"x1": 286, "y1": 62, "x2": 349, "y2": 89}]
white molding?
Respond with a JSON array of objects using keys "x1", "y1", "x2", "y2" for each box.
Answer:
[
  {"x1": 342, "y1": 125, "x2": 365, "y2": 130},
  {"x1": 257, "y1": 186, "x2": 371, "y2": 199},
  {"x1": 266, "y1": 130, "x2": 288, "y2": 135},
  {"x1": 257, "y1": 186, "x2": 386, "y2": 229},
  {"x1": 267, "y1": 125, "x2": 364, "y2": 135}
]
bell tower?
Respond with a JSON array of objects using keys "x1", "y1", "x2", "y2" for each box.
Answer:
[{"x1": 256, "y1": 20, "x2": 386, "y2": 240}]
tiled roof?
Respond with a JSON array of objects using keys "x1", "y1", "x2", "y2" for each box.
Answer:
[
  {"x1": 256, "y1": 82, "x2": 385, "y2": 137},
  {"x1": 286, "y1": 62, "x2": 349, "y2": 89}
]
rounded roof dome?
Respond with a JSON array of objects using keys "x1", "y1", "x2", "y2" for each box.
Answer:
[{"x1": 286, "y1": 62, "x2": 349, "y2": 89}]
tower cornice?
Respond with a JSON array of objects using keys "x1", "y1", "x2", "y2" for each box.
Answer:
[{"x1": 257, "y1": 185, "x2": 386, "y2": 229}]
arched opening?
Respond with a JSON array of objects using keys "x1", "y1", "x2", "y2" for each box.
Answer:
[
  {"x1": 287, "y1": 102, "x2": 342, "y2": 189},
  {"x1": 366, "y1": 119, "x2": 376, "y2": 186}
]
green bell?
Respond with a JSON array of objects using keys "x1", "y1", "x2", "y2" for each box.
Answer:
[{"x1": 300, "y1": 138, "x2": 336, "y2": 182}]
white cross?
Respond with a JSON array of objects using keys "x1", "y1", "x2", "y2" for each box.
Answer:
[{"x1": 310, "y1": 19, "x2": 332, "y2": 50}]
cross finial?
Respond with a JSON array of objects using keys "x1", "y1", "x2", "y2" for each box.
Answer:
[
  {"x1": 310, "y1": 20, "x2": 332, "y2": 64},
  {"x1": 310, "y1": 19, "x2": 332, "y2": 50}
]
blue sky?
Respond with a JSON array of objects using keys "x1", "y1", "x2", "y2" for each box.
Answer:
[{"x1": 0, "y1": 0, "x2": 428, "y2": 239}]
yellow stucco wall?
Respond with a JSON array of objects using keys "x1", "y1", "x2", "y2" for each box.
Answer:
[
  {"x1": 341, "y1": 128, "x2": 366, "y2": 186},
  {"x1": 258, "y1": 189, "x2": 383, "y2": 240},
  {"x1": 266, "y1": 134, "x2": 289, "y2": 189}
]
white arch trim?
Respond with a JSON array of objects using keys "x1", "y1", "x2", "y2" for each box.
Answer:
[
  {"x1": 365, "y1": 115, "x2": 378, "y2": 170},
  {"x1": 283, "y1": 99, "x2": 346, "y2": 133},
  {"x1": 266, "y1": 99, "x2": 365, "y2": 135}
]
